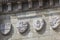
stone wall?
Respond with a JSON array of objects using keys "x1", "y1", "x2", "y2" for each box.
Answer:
[{"x1": 0, "y1": 8, "x2": 60, "y2": 40}]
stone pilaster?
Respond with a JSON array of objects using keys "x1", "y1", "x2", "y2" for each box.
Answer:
[
  {"x1": 49, "y1": 0, "x2": 53, "y2": 6},
  {"x1": 7, "y1": 3, "x2": 11, "y2": 12},
  {"x1": 38, "y1": 0, "x2": 43, "y2": 7},
  {"x1": 28, "y1": 0, "x2": 32, "y2": 8},
  {"x1": 17, "y1": 2, "x2": 22, "y2": 10}
]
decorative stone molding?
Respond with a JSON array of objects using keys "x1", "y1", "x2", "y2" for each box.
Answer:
[
  {"x1": 0, "y1": 0, "x2": 60, "y2": 14},
  {"x1": 33, "y1": 18, "x2": 45, "y2": 31},
  {"x1": 50, "y1": 16, "x2": 60, "y2": 29},
  {"x1": 17, "y1": 21, "x2": 29, "y2": 34}
]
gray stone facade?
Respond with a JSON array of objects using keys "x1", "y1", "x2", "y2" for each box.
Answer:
[
  {"x1": 0, "y1": 0, "x2": 60, "y2": 40},
  {"x1": 0, "y1": 8, "x2": 60, "y2": 40}
]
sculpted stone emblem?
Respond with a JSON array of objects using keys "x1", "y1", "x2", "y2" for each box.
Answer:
[
  {"x1": 0, "y1": 22, "x2": 12, "y2": 36},
  {"x1": 33, "y1": 18, "x2": 44, "y2": 31},
  {"x1": 17, "y1": 21, "x2": 29, "y2": 34},
  {"x1": 50, "y1": 16, "x2": 60, "y2": 29}
]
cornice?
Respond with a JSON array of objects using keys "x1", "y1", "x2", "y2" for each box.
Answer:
[{"x1": 0, "y1": 0, "x2": 60, "y2": 15}]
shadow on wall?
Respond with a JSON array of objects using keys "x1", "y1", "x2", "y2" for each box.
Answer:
[
  {"x1": 0, "y1": 25, "x2": 14, "y2": 40},
  {"x1": 53, "y1": 24, "x2": 60, "y2": 33}
]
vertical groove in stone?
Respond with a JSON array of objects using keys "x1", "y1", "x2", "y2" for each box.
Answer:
[
  {"x1": 22, "y1": 1, "x2": 28, "y2": 10},
  {"x1": 32, "y1": 0, "x2": 39, "y2": 8},
  {"x1": 58, "y1": 0, "x2": 60, "y2": 7},
  {"x1": 55, "y1": 0, "x2": 59, "y2": 6},
  {"x1": 2, "y1": 4, "x2": 8, "y2": 12},
  {"x1": 0, "y1": 4, "x2": 2, "y2": 12}
]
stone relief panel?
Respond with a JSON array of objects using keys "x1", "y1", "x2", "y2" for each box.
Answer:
[
  {"x1": 1, "y1": 12, "x2": 60, "y2": 40},
  {"x1": 49, "y1": 16, "x2": 60, "y2": 29}
]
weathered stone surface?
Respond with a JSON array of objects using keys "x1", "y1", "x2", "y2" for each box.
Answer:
[{"x1": 0, "y1": 9, "x2": 60, "y2": 40}]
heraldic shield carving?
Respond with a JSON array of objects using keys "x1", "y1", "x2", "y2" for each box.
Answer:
[
  {"x1": 0, "y1": 16, "x2": 12, "y2": 36},
  {"x1": 0, "y1": 20, "x2": 12, "y2": 36},
  {"x1": 50, "y1": 16, "x2": 60, "y2": 29},
  {"x1": 17, "y1": 21, "x2": 29, "y2": 34},
  {"x1": 33, "y1": 18, "x2": 45, "y2": 31}
]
